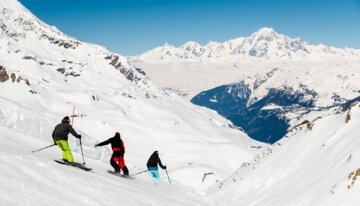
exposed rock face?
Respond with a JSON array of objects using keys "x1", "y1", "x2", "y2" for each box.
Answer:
[
  {"x1": 348, "y1": 168, "x2": 360, "y2": 189},
  {"x1": 0, "y1": 65, "x2": 9, "y2": 82},
  {"x1": 345, "y1": 101, "x2": 359, "y2": 123},
  {"x1": 10, "y1": 73, "x2": 16, "y2": 82},
  {"x1": 105, "y1": 54, "x2": 141, "y2": 82}
]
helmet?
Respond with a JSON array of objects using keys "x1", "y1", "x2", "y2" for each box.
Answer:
[
  {"x1": 115, "y1": 132, "x2": 121, "y2": 138},
  {"x1": 62, "y1": 116, "x2": 71, "y2": 124}
]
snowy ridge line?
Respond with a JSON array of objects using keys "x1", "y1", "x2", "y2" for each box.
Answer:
[
  {"x1": 0, "y1": 0, "x2": 145, "y2": 84},
  {"x1": 133, "y1": 27, "x2": 360, "y2": 63}
]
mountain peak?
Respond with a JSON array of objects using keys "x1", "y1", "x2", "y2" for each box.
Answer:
[
  {"x1": 250, "y1": 27, "x2": 280, "y2": 41},
  {"x1": 180, "y1": 41, "x2": 202, "y2": 50},
  {"x1": 163, "y1": 42, "x2": 174, "y2": 48},
  {"x1": 0, "y1": 0, "x2": 29, "y2": 16},
  {"x1": 255, "y1": 27, "x2": 276, "y2": 35},
  {"x1": 0, "y1": 0, "x2": 18, "y2": 8}
]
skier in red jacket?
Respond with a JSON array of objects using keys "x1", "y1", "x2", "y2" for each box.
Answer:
[{"x1": 95, "y1": 132, "x2": 129, "y2": 176}]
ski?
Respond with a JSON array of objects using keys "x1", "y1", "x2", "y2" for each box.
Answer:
[
  {"x1": 54, "y1": 160, "x2": 92, "y2": 171},
  {"x1": 107, "y1": 170, "x2": 134, "y2": 179}
]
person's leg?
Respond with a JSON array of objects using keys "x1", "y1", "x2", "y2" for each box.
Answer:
[
  {"x1": 110, "y1": 154, "x2": 120, "y2": 173},
  {"x1": 122, "y1": 166, "x2": 129, "y2": 176},
  {"x1": 153, "y1": 170, "x2": 160, "y2": 182},
  {"x1": 56, "y1": 140, "x2": 74, "y2": 163},
  {"x1": 148, "y1": 167, "x2": 160, "y2": 183},
  {"x1": 118, "y1": 156, "x2": 129, "y2": 175}
]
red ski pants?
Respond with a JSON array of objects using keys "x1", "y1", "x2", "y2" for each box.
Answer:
[{"x1": 112, "y1": 155, "x2": 126, "y2": 169}]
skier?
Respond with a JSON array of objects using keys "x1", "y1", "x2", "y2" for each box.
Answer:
[
  {"x1": 52, "y1": 116, "x2": 81, "y2": 163},
  {"x1": 147, "y1": 151, "x2": 166, "y2": 183},
  {"x1": 95, "y1": 132, "x2": 129, "y2": 176}
]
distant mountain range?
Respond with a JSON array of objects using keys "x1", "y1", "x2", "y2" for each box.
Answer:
[
  {"x1": 132, "y1": 28, "x2": 360, "y2": 143},
  {"x1": 134, "y1": 27, "x2": 360, "y2": 62}
]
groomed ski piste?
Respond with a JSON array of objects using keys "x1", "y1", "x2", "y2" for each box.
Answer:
[{"x1": 1, "y1": 0, "x2": 360, "y2": 205}]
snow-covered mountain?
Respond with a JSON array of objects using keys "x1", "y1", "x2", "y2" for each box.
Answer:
[
  {"x1": 131, "y1": 30, "x2": 360, "y2": 103},
  {"x1": 0, "y1": 0, "x2": 262, "y2": 202},
  {"x1": 134, "y1": 27, "x2": 360, "y2": 62},
  {"x1": 131, "y1": 28, "x2": 360, "y2": 143}
]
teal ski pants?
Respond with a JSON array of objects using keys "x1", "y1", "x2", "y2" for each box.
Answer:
[{"x1": 148, "y1": 167, "x2": 160, "y2": 183}]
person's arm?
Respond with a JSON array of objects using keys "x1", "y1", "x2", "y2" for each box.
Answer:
[
  {"x1": 52, "y1": 128, "x2": 56, "y2": 139},
  {"x1": 157, "y1": 156, "x2": 166, "y2": 169},
  {"x1": 146, "y1": 156, "x2": 153, "y2": 169},
  {"x1": 120, "y1": 141, "x2": 125, "y2": 155},
  {"x1": 96, "y1": 138, "x2": 112, "y2": 147},
  {"x1": 68, "y1": 125, "x2": 81, "y2": 138},
  {"x1": 52, "y1": 128, "x2": 56, "y2": 143}
]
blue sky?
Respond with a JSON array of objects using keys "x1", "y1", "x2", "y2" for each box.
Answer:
[{"x1": 19, "y1": 0, "x2": 360, "y2": 56}]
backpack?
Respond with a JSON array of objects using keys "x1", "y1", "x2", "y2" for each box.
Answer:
[{"x1": 147, "y1": 154, "x2": 158, "y2": 167}]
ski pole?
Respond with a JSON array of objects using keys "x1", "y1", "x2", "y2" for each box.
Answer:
[
  {"x1": 31, "y1": 143, "x2": 56, "y2": 153},
  {"x1": 131, "y1": 170, "x2": 148, "y2": 177},
  {"x1": 79, "y1": 139, "x2": 85, "y2": 165},
  {"x1": 165, "y1": 168, "x2": 171, "y2": 184}
]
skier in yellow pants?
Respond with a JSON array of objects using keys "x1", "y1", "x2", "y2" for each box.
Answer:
[
  {"x1": 52, "y1": 116, "x2": 81, "y2": 163},
  {"x1": 55, "y1": 140, "x2": 74, "y2": 162}
]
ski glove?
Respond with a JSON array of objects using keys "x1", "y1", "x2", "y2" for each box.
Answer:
[
  {"x1": 77, "y1": 134, "x2": 82, "y2": 139},
  {"x1": 163, "y1": 165, "x2": 167, "y2": 170}
]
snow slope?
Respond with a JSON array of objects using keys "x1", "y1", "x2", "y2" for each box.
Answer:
[
  {"x1": 0, "y1": 125, "x2": 210, "y2": 206},
  {"x1": 0, "y1": 0, "x2": 261, "y2": 199},
  {"x1": 208, "y1": 102, "x2": 360, "y2": 205}
]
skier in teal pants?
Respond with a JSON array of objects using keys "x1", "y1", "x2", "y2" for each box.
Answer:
[{"x1": 146, "y1": 151, "x2": 166, "y2": 183}]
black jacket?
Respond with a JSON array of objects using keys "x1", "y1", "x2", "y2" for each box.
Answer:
[
  {"x1": 147, "y1": 152, "x2": 165, "y2": 169},
  {"x1": 97, "y1": 135, "x2": 125, "y2": 155},
  {"x1": 52, "y1": 119, "x2": 80, "y2": 141}
]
